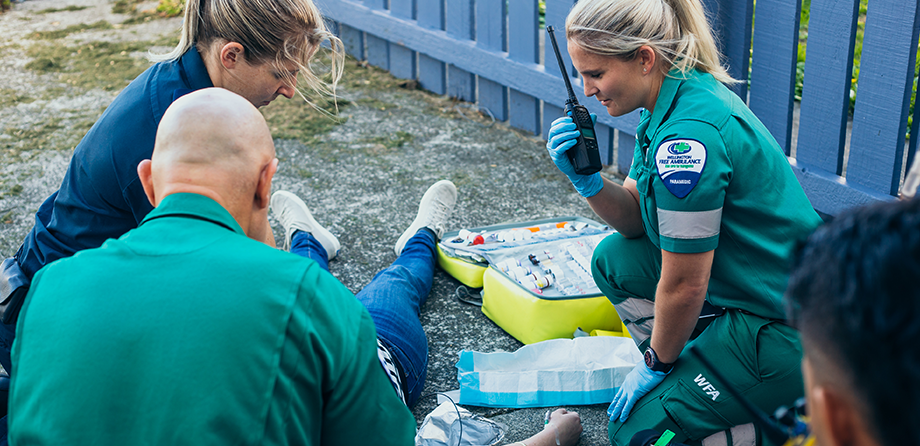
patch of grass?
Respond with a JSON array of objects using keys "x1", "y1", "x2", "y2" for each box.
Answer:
[
  {"x1": 364, "y1": 131, "x2": 414, "y2": 149},
  {"x1": 112, "y1": 0, "x2": 142, "y2": 14},
  {"x1": 24, "y1": 39, "x2": 170, "y2": 91},
  {"x1": 2, "y1": 119, "x2": 63, "y2": 155},
  {"x1": 262, "y1": 95, "x2": 351, "y2": 144},
  {"x1": 0, "y1": 112, "x2": 98, "y2": 161},
  {"x1": 36, "y1": 5, "x2": 89, "y2": 13},
  {"x1": 122, "y1": 15, "x2": 157, "y2": 25},
  {"x1": 29, "y1": 20, "x2": 112, "y2": 40},
  {"x1": 338, "y1": 57, "x2": 405, "y2": 92},
  {"x1": 0, "y1": 88, "x2": 35, "y2": 108},
  {"x1": 355, "y1": 97, "x2": 398, "y2": 111}
]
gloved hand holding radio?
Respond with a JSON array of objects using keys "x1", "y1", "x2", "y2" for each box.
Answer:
[
  {"x1": 607, "y1": 361, "x2": 668, "y2": 423},
  {"x1": 546, "y1": 113, "x2": 603, "y2": 198}
]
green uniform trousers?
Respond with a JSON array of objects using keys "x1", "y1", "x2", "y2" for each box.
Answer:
[{"x1": 591, "y1": 234, "x2": 803, "y2": 446}]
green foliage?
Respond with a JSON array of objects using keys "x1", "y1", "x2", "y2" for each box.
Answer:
[
  {"x1": 156, "y1": 0, "x2": 185, "y2": 17},
  {"x1": 114, "y1": 0, "x2": 172, "y2": 23},
  {"x1": 539, "y1": 0, "x2": 545, "y2": 29}
]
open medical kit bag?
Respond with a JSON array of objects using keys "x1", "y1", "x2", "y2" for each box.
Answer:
[{"x1": 436, "y1": 216, "x2": 628, "y2": 344}]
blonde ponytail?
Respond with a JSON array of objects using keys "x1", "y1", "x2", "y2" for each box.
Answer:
[
  {"x1": 566, "y1": 0, "x2": 736, "y2": 84},
  {"x1": 149, "y1": 0, "x2": 345, "y2": 108}
]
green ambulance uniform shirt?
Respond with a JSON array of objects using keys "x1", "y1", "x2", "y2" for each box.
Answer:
[
  {"x1": 10, "y1": 193, "x2": 415, "y2": 446},
  {"x1": 628, "y1": 69, "x2": 822, "y2": 320}
]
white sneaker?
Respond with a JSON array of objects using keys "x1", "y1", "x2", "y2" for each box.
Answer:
[
  {"x1": 394, "y1": 180, "x2": 457, "y2": 256},
  {"x1": 270, "y1": 191, "x2": 341, "y2": 261}
]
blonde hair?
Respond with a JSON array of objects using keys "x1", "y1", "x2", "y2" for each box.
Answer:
[
  {"x1": 565, "y1": 0, "x2": 736, "y2": 84},
  {"x1": 151, "y1": 0, "x2": 344, "y2": 106}
]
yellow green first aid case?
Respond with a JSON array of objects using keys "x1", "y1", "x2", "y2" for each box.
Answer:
[{"x1": 437, "y1": 216, "x2": 628, "y2": 344}]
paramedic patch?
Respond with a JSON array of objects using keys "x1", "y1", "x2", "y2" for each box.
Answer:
[{"x1": 655, "y1": 138, "x2": 707, "y2": 198}]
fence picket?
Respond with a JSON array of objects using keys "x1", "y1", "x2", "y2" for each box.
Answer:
[
  {"x1": 847, "y1": 0, "x2": 920, "y2": 195},
  {"x1": 508, "y1": 0, "x2": 541, "y2": 135},
  {"x1": 543, "y1": 0, "x2": 571, "y2": 80},
  {"x1": 617, "y1": 131, "x2": 636, "y2": 176},
  {"x1": 366, "y1": 33, "x2": 390, "y2": 70},
  {"x1": 701, "y1": 0, "x2": 753, "y2": 99},
  {"x1": 389, "y1": 0, "x2": 411, "y2": 18},
  {"x1": 749, "y1": 0, "x2": 801, "y2": 155},
  {"x1": 386, "y1": 0, "x2": 416, "y2": 80},
  {"x1": 476, "y1": 0, "x2": 508, "y2": 121},
  {"x1": 446, "y1": 0, "x2": 475, "y2": 101},
  {"x1": 418, "y1": 0, "x2": 447, "y2": 94},
  {"x1": 338, "y1": 23, "x2": 365, "y2": 61},
  {"x1": 796, "y1": 0, "x2": 859, "y2": 175}
]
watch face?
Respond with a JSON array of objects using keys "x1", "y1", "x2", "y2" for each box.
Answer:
[{"x1": 644, "y1": 348, "x2": 654, "y2": 368}]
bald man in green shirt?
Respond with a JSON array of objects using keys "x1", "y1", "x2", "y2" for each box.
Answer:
[{"x1": 9, "y1": 88, "x2": 415, "y2": 446}]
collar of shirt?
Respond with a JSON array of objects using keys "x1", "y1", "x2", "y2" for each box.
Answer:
[
  {"x1": 180, "y1": 45, "x2": 213, "y2": 92},
  {"x1": 139, "y1": 193, "x2": 245, "y2": 236},
  {"x1": 643, "y1": 68, "x2": 688, "y2": 144}
]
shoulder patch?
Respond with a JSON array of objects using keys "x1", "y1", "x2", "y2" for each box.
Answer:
[{"x1": 655, "y1": 138, "x2": 707, "y2": 198}]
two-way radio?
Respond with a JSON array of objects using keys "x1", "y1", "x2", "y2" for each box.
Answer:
[{"x1": 546, "y1": 25, "x2": 602, "y2": 175}]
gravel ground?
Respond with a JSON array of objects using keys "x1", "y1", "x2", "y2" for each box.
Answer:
[{"x1": 0, "y1": 1, "x2": 626, "y2": 444}]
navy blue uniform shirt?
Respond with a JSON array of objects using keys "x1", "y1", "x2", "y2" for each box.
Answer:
[{"x1": 12, "y1": 47, "x2": 213, "y2": 281}]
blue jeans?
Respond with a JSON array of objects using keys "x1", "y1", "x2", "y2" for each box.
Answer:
[{"x1": 291, "y1": 229, "x2": 435, "y2": 407}]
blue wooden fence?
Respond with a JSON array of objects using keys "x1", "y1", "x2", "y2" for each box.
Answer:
[{"x1": 319, "y1": 0, "x2": 920, "y2": 216}]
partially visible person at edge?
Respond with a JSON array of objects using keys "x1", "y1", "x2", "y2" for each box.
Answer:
[
  {"x1": 0, "y1": 0, "x2": 343, "y2": 388},
  {"x1": 9, "y1": 88, "x2": 584, "y2": 446},
  {"x1": 545, "y1": 0, "x2": 823, "y2": 444},
  {"x1": 786, "y1": 197, "x2": 920, "y2": 446}
]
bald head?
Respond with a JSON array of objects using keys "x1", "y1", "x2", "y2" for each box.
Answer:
[
  {"x1": 154, "y1": 87, "x2": 274, "y2": 175},
  {"x1": 139, "y1": 88, "x2": 279, "y2": 235}
]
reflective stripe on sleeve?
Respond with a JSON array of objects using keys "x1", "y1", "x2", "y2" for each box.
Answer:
[{"x1": 657, "y1": 208, "x2": 722, "y2": 240}]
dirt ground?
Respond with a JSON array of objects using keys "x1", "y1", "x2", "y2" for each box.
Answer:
[{"x1": 0, "y1": 0, "x2": 625, "y2": 443}]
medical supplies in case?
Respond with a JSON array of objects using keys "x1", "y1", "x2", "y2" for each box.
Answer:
[{"x1": 437, "y1": 216, "x2": 627, "y2": 344}]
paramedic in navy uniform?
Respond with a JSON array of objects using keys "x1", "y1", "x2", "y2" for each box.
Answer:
[
  {"x1": 545, "y1": 0, "x2": 823, "y2": 444},
  {"x1": 0, "y1": 0, "x2": 345, "y2": 378}
]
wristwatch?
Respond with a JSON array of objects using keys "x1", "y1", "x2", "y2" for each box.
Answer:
[{"x1": 644, "y1": 346, "x2": 674, "y2": 373}]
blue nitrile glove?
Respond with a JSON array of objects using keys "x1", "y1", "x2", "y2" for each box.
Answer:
[
  {"x1": 546, "y1": 113, "x2": 603, "y2": 198},
  {"x1": 607, "y1": 362, "x2": 668, "y2": 423}
]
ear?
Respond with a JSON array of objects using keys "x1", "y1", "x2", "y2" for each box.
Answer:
[
  {"x1": 219, "y1": 41, "x2": 246, "y2": 70},
  {"x1": 254, "y1": 158, "x2": 279, "y2": 211},
  {"x1": 137, "y1": 159, "x2": 157, "y2": 207},
  {"x1": 810, "y1": 385, "x2": 861, "y2": 446},
  {"x1": 637, "y1": 45, "x2": 657, "y2": 75}
]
